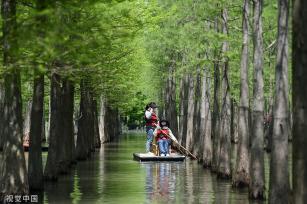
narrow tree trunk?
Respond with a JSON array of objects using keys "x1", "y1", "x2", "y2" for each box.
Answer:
[
  {"x1": 71, "y1": 106, "x2": 78, "y2": 164},
  {"x1": 292, "y1": 1, "x2": 307, "y2": 203},
  {"x1": 115, "y1": 109, "x2": 121, "y2": 137},
  {"x1": 0, "y1": 0, "x2": 29, "y2": 199},
  {"x1": 159, "y1": 87, "x2": 166, "y2": 119},
  {"x1": 287, "y1": 107, "x2": 292, "y2": 141},
  {"x1": 28, "y1": 74, "x2": 44, "y2": 190},
  {"x1": 233, "y1": 0, "x2": 250, "y2": 188},
  {"x1": 165, "y1": 61, "x2": 178, "y2": 137},
  {"x1": 45, "y1": 100, "x2": 51, "y2": 143},
  {"x1": 178, "y1": 74, "x2": 189, "y2": 146},
  {"x1": 57, "y1": 79, "x2": 74, "y2": 174},
  {"x1": 106, "y1": 107, "x2": 114, "y2": 142},
  {"x1": 98, "y1": 96, "x2": 106, "y2": 143},
  {"x1": 217, "y1": 9, "x2": 231, "y2": 179},
  {"x1": 193, "y1": 66, "x2": 202, "y2": 157},
  {"x1": 44, "y1": 73, "x2": 62, "y2": 181},
  {"x1": 41, "y1": 111, "x2": 46, "y2": 143},
  {"x1": 104, "y1": 104, "x2": 111, "y2": 143},
  {"x1": 185, "y1": 74, "x2": 195, "y2": 152},
  {"x1": 0, "y1": 84, "x2": 4, "y2": 151},
  {"x1": 211, "y1": 18, "x2": 221, "y2": 173},
  {"x1": 201, "y1": 69, "x2": 212, "y2": 168},
  {"x1": 249, "y1": 0, "x2": 265, "y2": 199},
  {"x1": 76, "y1": 80, "x2": 93, "y2": 160},
  {"x1": 93, "y1": 100, "x2": 101, "y2": 148},
  {"x1": 89, "y1": 95, "x2": 95, "y2": 151},
  {"x1": 264, "y1": 97, "x2": 273, "y2": 152},
  {"x1": 23, "y1": 101, "x2": 32, "y2": 142},
  {"x1": 265, "y1": 69, "x2": 274, "y2": 152},
  {"x1": 269, "y1": 0, "x2": 290, "y2": 203},
  {"x1": 107, "y1": 108, "x2": 120, "y2": 142},
  {"x1": 230, "y1": 99, "x2": 239, "y2": 143}
]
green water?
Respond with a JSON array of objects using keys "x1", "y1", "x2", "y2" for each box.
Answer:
[{"x1": 2, "y1": 133, "x2": 292, "y2": 203}]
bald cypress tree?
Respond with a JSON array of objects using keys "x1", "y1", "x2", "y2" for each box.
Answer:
[
  {"x1": 201, "y1": 68, "x2": 212, "y2": 167},
  {"x1": 269, "y1": 0, "x2": 290, "y2": 202},
  {"x1": 44, "y1": 72, "x2": 62, "y2": 181},
  {"x1": 250, "y1": 0, "x2": 265, "y2": 199},
  {"x1": 165, "y1": 57, "x2": 178, "y2": 137},
  {"x1": 28, "y1": 0, "x2": 48, "y2": 190},
  {"x1": 292, "y1": 0, "x2": 307, "y2": 203},
  {"x1": 0, "y1": 0, "x2": 29, "y2": 200},
  {"x1": 233, "y1": 0, "x2": 250, "y2": 187},
  {"x1": 178, "y1": 74, "x2": 189, "y2": 146},
  {"x1": 185, "y1": 73, "x2": 195, "y2": 152},
  {"x1": 217, "y1": 8, "x2": 232, "y2": 179},
  {"x1": 0, "y1": 84, "x2": 4, "y2": 151},
  {"x1": 211, "y1": 17, "x2": 221, "y2": 173}
]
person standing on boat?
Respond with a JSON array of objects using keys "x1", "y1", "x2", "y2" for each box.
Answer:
[
  {"x1": 144, "y1": 102, "x2": 159, "y2": 153},
  {"x1": 153, "y1": 120, "x2": 178, "y2": 156}
]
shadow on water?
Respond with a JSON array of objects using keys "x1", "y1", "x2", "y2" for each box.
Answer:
[{"x1": 0, "y1": 133, "x2": 292, "y2": 203}]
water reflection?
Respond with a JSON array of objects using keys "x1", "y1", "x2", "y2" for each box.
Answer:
[
  {"x1": 141, "y1": 154, "x2": 255, "y2": 204},
  {"x1": 44, "y1": 173, "x2": 75, "y2": 203},
  {"x1": 143, "y1": 162, "x2": 180, "y2": 204},
  {"x1": 0, "y1": 133, "x2": 292, "y2": 203}
]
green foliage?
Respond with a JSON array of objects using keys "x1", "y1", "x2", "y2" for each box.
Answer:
[
  {"x1": 143, "y1": 0, "x2": 283, "y2": 110},
  {"x1": 0, "y1": 0, "x2": 287, "y2": 124},
  {"x1": 5, "y1": 0, "x2": 157, "y2": 118}
]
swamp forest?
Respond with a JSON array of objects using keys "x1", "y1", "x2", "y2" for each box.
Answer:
[{"x1": 0, "y1": 0, "x2": 306, "y2": 203}]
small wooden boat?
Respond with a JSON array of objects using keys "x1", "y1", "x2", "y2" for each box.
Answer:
[{"x1": 133, "y1": 152, "x2": 185, "y2": 162}]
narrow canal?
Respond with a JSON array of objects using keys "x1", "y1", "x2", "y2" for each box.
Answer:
[{"x1": 22, "y1": 133, "x2": 291, "y2": 204}]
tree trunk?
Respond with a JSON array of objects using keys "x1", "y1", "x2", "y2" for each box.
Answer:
[
  {"x1": 264, "y1": 97, "x2": 273, "y2": 152},
  {"x1": 23, "y1": 101, "x2": 32, "y2": 142},
  {"x1": 104, "y1": 104, "x2": 111, "y2": 143},
  {"x1": 233, "y1": 0, "x2": 250, "y2": 188},
  {"x1": 217, "y1": 9, "x2": 231, "y2": 180},
  {"x1": 211, "y1": 18, "x2": 221, "y2": 173},
  {"x1": 93, "y1": 100, "x2": 101, "y2": 148},
  {"x1": 287, "y1": 107, "x2": 292, "y2": 141},
  {"x1": 44, "y1": 73, "x2": 62, "y2": 181},
  {"x1": 201, "y1": 69, "x2": 212, "y2": 168},
  {"x1": 269, "y1": 0, "x2": 290, "y2": 203},
  {"x1": 66, "y1": 80, "x2": 76, "y2": 164},
  {"x1": 185, "y1": 73, "x2": 195, "y2": 152},
  {"x1": 293, "y1": 1, "x2": 307, "y2": 203},
  {"x1": 230, "y1": 99, "x2": 239, "y2": 143},
  {"x1": 76, "y1": 80, "x2": 93, "y2": 160},
  {"x1": 57, "y1": 79, "x2": 74, "y2": 174},
  {"x1": 165, "y1": 61, "x2": 178, "y2": 137},
  {"x1": 105, "y1": 107, "x2": 120, "y2": 142},
  {"x1": 178, "y1": 74, "x2": 189, "y2": 146},
  {"x1": 45, "y1": 100, "x2": 51, "y2": 143},
  {"x1": 0, "y1": 0, "x2": 29, "y2": 200},
  {"x1": 115, "y1": 109, "x2": 121, "y2": 137},
  {"x1": 249, "y1": 0, "x2": 265, "y2": 199},
  {"x1": 192, "y1": 66, "x2": 202, "y2": 157},
  {"x1": 98, "y1": 96, "x2": 106, "y2": 143},
  {"x1": 159, "y1": 87, "x2": 166, "y2": 119},
  {"x1": 28, "y1": 74, "x2": 44, "y2": 190},
  {"x1": 72, "y1": 106, "x2": 78, "y2": 164},
  {"x1": 0, "y1": 84, "x2": 4, "y2": 151}
]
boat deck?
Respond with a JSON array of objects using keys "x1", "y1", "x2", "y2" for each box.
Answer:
[{"x1": 133, "y1": 153, "x2": 185, "y2": 162}]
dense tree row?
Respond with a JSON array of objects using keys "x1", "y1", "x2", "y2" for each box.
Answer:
[
  {"x1": 0, "y1": 0, "x2": 306, "y2": 203},
  {"x1": 0, "y1": 0, "x2": 152, "y2": 201},
  {"x1": 144, "y1": 0, "x2": 306, "y2": 203}
]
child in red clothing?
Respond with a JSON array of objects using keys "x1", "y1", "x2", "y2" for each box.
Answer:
[{"x1": 153, "y1": 120, "x2": 178, "y2": 156}]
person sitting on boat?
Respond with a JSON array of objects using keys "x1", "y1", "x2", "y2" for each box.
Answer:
[
  {"x1": 144, "y1": 102, "x2": 159, "y2": 154},
  {"x1": 153, "y1": 119, "x2": 178, "y2": 156}
]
